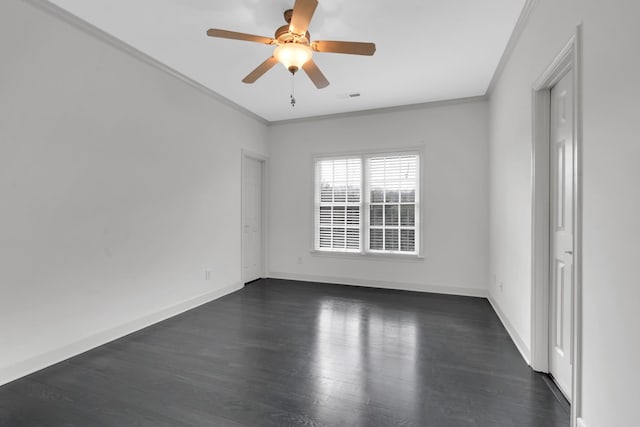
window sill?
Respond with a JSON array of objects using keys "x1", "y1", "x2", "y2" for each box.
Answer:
[{"x1": 310, "y1": 250, "x2": 425, "y2": 263}]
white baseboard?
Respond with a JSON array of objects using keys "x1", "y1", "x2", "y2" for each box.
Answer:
[
  {"x1": 268, "y1": 271, "x2": 488, "y2": 298},
  {"x1": 576, "y1": 418, "x2": 587, "y2": 427},
  {"x1": 488, "y1": 296, "x2": 531, "y2": 365},
  {"x1": 0, "y1": 282, "x2": 242, "y2": 387}
]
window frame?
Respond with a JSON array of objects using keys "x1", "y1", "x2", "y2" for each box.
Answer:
[{"x1": 312, "y1": 148, "x2": 424, "y2": 259}]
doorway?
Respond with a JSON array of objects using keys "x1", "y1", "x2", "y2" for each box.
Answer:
[
  {"x1": 242, "y1": 153, "x2": 266, "y2": 284},
  {"x1": 530, "y1": 29, "x2": 583, "y2": 427}
]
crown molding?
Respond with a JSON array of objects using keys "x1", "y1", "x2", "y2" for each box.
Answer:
[
  {"x1": 23, "y1": 0, "x2": 269, "y2": 126},
  {"x1": 485, "y1": 0, "x2": 540, "y2": 97},
  {"x1": 23, "y1": 0, "x2": 512, "y2": 127},
  {"x1": 268, "y1": 95, "x2": 488, "y2": 127}
]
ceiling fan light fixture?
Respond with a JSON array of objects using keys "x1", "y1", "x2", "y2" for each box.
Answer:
[
  {"x1": 274, "y1": 43, "x2": 312, "y2": 74},
  {"x1": 206, "y1": 0, "x2": 375, "y2": 88}
]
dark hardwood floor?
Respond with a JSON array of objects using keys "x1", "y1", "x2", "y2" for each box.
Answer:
[{"x1": 0, "y1": 279, "x2": 569, "y2": 427}]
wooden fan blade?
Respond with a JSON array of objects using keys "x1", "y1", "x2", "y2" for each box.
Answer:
[
  {"x1": 289, "y1": 0, "x2": 318, "y2": 35},
  {"x1": 312, "y1": 40, "x2": 376, "y2": 56},
  {"x1": 302, "y1": 59, "x2": 329, "y2": 89},
  {"x1": 242, "y1": 57, "x2": 279, "y2": 84},
  {"x1": 207, "y1": 29, "x2": 274, "y2": 45}
]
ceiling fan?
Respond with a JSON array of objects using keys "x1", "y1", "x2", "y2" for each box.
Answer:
[{"x1": 206, "y1": 0, "x2": 376, "y2": 89}]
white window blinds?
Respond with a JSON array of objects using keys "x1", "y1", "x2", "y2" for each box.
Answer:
[{"x1": 315, "y1": 158, "x2": 362, "y2": 251}]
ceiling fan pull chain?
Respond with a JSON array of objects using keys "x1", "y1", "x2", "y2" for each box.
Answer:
[{"x1": 290, "y1": 74, "x2": 297, "y2": 107}]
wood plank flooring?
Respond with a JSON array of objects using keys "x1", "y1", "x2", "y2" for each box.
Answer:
[{"x1": 0, "y1": 279, "x2": 569, "y2": 426}]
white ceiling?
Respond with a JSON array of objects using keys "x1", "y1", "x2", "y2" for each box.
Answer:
[{"x1": 48, "y1": 0, "x2": 526, "y2": 122}]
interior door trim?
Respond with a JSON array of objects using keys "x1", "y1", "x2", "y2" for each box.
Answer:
[{"x1": 530, "y1": 26, "x2": 583, "y2": 427}]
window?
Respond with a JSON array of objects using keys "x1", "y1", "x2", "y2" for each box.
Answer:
[
  {"x1": 367, "y1": 155, "x2": 418, "y2": 253},
  {"x1": 315, "y1": 152, "x2": 420, "y2": 255},
  {"x1": 316, "y1": 157, "x2": 362, "y2": 252}
]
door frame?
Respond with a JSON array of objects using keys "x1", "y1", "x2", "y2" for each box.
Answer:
[
  {"x1": 530, "y1": 27, "x2": 582, "y2": 427},
  {"x1": 241, "y1": 150, "x2": 269, "y2": 284}
]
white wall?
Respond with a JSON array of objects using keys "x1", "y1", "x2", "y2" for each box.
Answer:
[
  {"x1": 268, "y1": 100, "x2": 490, "y2": 296},
  {"x1": 488, "y1": 0, "x2": 640, "y2": 425},
  {"x1": 0, "y1": 0, "x2": 267, "y2": 385}
]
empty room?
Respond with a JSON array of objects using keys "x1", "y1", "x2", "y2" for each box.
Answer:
[{"x1": 1, "y1": 0, "x2": 638, "y2": 426}]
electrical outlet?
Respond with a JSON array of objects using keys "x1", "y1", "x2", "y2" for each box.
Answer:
[
  {"x1": 297, "y1": 256, "x2": 303, "y2": 265},
  {"x1": 205, "y1": 270, "x2": 211, "y2": 281}
]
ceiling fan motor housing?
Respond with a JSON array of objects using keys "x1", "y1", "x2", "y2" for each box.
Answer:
[{"x1": 275, "y1": 25, "x2": 310, "y2": 45}]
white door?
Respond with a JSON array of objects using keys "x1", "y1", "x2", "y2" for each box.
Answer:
[
  {"x1": 549, "y1": 71, "x2": 574, "y2": 401},
  {"x1": 242, "y1": 156, "x2": 263, "y2": 283}
]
